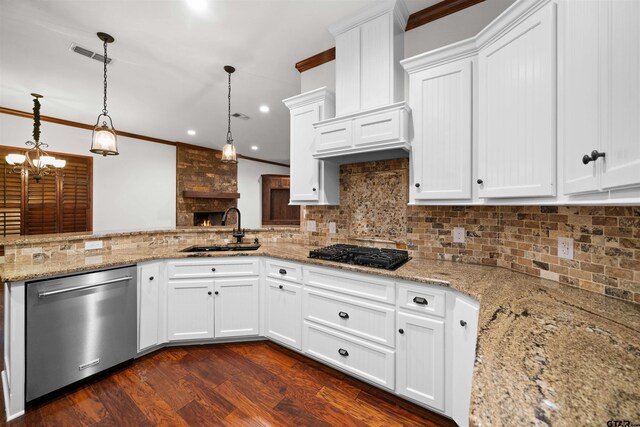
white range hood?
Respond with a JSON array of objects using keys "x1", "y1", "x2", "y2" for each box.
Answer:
[{"x1": 312, "y1": 0, "x2": 411, "y2": 164}]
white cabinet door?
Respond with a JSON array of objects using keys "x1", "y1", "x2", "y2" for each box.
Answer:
[
  {"x1": 601, "y1": 0, "x2": 640, "y2": 190},
  {"x1": 410, "y1": 59, "x2": 472, "y2": 201},
  {"x1": 560, "y1": 0, "x2": 601, "y2": 194},
  {"x1": 396, "y1": 311, "x2": 445, "y2": 411},
  {"x1": 478, "y1": 2, "x2": 556, "y2": 198},
  {"x1": 290, "y1": 104, "x2": 321, "y2": 202},
  {"x1": 214, "y1": 277, "x2": 259, "y2": 338},
  {"x1": 167, "y1": 280, "x2": 213, "y2": 341},
  {"x1": 451, "y1": 297, "x2": 480, "y2": 427},
  {"x1": 137, "y1": 262, "x2": 162, "y2": 352},
  {"x1": 265, "y1": 277, "x2": 302, "y2": 350},
  {"x1": 335, "y1": 27, "x2": 361, "y2": 116}
]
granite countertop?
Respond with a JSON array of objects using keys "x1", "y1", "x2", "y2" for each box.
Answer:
[{"x1": 1, "y1": 243, "x2": 639, "y2": 426}]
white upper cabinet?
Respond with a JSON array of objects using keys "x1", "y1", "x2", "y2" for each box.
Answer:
[
  {"x1": 477, "y1": 1, "x2": 557, "y2": 198},
  {"x1": 283, "y1": 88, "x2": 339, "y2": 205},
  {"x1": 402, "y1": 45, "x2": 475, "y2": 202},
  {"x1": 330, "y1": 1, "x2": 408, "y2": 116},
  {"x1": 561, "y1": 0, "x2": 640, "y2": 194}
]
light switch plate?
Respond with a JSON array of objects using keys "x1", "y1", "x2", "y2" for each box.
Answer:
[
  {"x1": 307, "y1": 220, "x2": 317, "y2": 232},
  {"x1": 328, "y1": 221, "x2": 337, "y2": 234},
  {"x1": 558, "y1": 237, "x2": 573, "y2": 259},
  {"x1": 85, "y1": 240, "x2": 103, "y2": 250},
  {"x1": 453, "y1": 227, "x2": 465, "y2": 243}
]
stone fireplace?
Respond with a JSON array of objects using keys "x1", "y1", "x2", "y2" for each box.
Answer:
[{"x1": 194, "y1": 212, "x2": 225, "y2": 227}]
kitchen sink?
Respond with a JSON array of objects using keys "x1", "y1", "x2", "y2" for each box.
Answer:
[{"x1": 180, "y1": 244, "x2": 261, "y2": 252}]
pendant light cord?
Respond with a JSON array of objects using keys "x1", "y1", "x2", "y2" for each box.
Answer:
[
  {"x1": 32, "y1": 96, "x2": 41, "y2": 143},
  {"x1": 102, "y1": 39, "x2": 108, "y2": 116},
  {"x1": 227, "y1": 71, "x2": 232, "y2": 143}
]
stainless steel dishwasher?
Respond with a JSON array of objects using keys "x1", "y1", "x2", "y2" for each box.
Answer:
[{"x1": 26, "y1": 265, "x2": 137, "y2": 402}]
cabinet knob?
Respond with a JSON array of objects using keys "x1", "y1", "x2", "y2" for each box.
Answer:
[
  {"x1": 279, "y1": 268, "x2": 287, "y2": 275},
  {"x1": 413, "y1": 296, "x2": 428, "y2": 305},
  {"x1": 582, "y1": 150, "x2": 606, "y2": 164},
  {"x1": 208, "y1": 291, "x2": 212, "y2": 295},
  {"x1": 415, "y1": 183, "x2": 420, "y2": 188},
  {"x1": 214, "y1": 291, "x2": 219, "y2": 295},
  {"x1": 338, "y1": 348, "x2": 349, "y2": 357},
  {"x1": 477, "y1": 179, "x2": 483, "y2": 185},
  {"x1": 149, "y1": 276, "x2": 154, "y2": 281},
  {"x1": 398, "y1": 328, "x2": 404, "y2": 334},
  {"x1": 211, "y1": 268, "x2": 216, "y2": 272},
  {"x1": 338, "y1": 311, "x2": 349, "y2": 319},
  {"x1": 278, "y1": 285, "x2": 283, "y2": 289},
  {"x1": 312, "y1": 187, "x2": 317, "y2": 192},
  {"x1": 460, "y1": 320, "x2": 467, "y2": 327}
]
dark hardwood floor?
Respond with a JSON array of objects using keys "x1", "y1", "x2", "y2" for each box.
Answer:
[{"x1": 0, "y1": 287, "x2": 456, "y2": 426}]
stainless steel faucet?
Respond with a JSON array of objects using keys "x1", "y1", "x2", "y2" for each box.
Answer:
[{"x1": 221, "y1": 207, "x2": 245, "y2": 243}]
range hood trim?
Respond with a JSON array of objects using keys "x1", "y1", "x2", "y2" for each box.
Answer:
[{"x1": 328, "y1": 0, "x2": 409, "y2": 37}]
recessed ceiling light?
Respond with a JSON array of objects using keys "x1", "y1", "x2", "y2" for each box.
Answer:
[
  {"x1": 187, "y1": 130, "x2": 196, "y2": 136},
  {"x1": 259, "y1": 105, "x2": 270, "y2": 113},
  {"x1": 185, "y1": 0, "x2": 207, "y2": 12},
  {"x1": 251, "y1": 146, "x2": 258, "y2": 150}
]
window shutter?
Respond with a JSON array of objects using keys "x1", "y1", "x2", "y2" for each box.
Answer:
[
  {"x1": 24, "y1": 171, "x2": 59, "y2": 235},
  {"x1": 61, "y1": 157, "x2": 91, "y2": 233},
  {"x1": 0, "y1": 157, "x2": 22, "y2": 236}
]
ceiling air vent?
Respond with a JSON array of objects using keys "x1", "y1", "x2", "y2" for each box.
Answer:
[
  {"x1": 69, "y1": 43, "x2": 114, "y2": 64},
  {"x1": 232, "y1": 112, "x2": 250, "y2": 120}
]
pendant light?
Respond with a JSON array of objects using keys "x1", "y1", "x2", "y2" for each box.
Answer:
[
  {"x1": 221, "y1": 65, "x2": 238, "y2": 164},
  {"x1": 90, "y1": 32, "x2": 118, "y2": 156},
  {"x1": 5, "y1": 93, "x2": 66, "y2": 182}
]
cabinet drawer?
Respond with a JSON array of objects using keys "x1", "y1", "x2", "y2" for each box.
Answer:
[
  {"x1": 398, "y1": 282, "x2": 446, "y2": 318},
  {"x1": 265, "y1": 259, "x2": 302, "y2": 283},
  {"x1": 167, "y1": 258, "x2": 259, "y2": 279},
  {"x1": 314, "y1": 120, "x2": 352, "y2": 153},
  {"x1": 303, "y1": 321, "x2": 395, "y2": 390},
  {"x1": 304, "y1": 288, "x2": 395, "y2": 347},
  {"x1": 354, "y1": 110, "x2": 400, "y2": 147},
  {"x1": 304, "y1": 266, "x2": 395, "y2": 304}
]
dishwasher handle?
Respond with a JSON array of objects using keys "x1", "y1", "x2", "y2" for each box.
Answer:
[{"x1": 38, "y1": 276, "x2": 133, "y2": 298}]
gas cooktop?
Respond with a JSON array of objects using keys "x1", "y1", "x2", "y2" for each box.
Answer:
[{"x1": 308, "y1": 244, "x2": 410, "y2": 270}]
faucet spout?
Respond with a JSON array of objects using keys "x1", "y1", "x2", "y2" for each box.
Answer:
[{"x1": 222, "y1": 207, "x2": 244, "y2": 243}]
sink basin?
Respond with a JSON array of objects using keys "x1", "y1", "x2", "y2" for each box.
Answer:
[{"x1": 180, "y1": 244, "x2": 261, "y2": 252}]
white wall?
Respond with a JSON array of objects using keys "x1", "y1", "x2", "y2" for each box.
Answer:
[
  {"x1": 237, "y1": 158, "x2": 290, "y2": 229},
  {"x1": 0, "y1": 114, "x2": 176, "y2": 233},
  {"x1": 300, "y1": 0, "x2": 516, "y2": 92}
]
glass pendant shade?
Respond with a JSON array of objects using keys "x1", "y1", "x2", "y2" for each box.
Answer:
[
  {"x1": 221, "y1": 141, "x2": 237, "y2": 163},
  {"x1": 6, "y1": 154, "x2": 26, "y2": 165},
  {"x1": 53, "y1": 159, "x2": 66, "y2": 168},
  {"x1": 91, "y1": 124, "x2": 119, "y2": 156}
]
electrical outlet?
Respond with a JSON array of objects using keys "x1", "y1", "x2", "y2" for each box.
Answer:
[
  {"x1": 558, "y1": 237, "x2": 574, "y2": 260},
  {"x1": 453, "y1": 227, "x2": 465, "y2": 243},
  {"x1": 84, "y1": 240, "x2": 103, "y2": 250},
  {"x1": 328, "y1": 221, "x2": 337, "y2": 234},
  {"x1": 307, "y1": 220, "x2": 317, "y2": 232}
]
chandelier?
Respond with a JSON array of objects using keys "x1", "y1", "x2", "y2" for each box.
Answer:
[
  {"x1": 5, "y1": 93, "x2": 66, "y2": 182},
  {"x1": 90, "y1": 32, "x2": 119, "y2": 156},
  {"x1": 221, "y1": 65, "x2": 238, "y2": 164}
]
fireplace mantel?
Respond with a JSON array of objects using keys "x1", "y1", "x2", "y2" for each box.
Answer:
[{"x1": 182, "y1": 191, "x2": 240, "y2": 199}]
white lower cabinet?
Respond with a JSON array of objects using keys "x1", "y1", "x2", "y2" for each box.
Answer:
[
  {"x1": 214, "y1": 277, "x2": 259, "y2": 338},
  {"x1": 167, "y1": 279, "x2": 214, "y2": 341},
  {"x1": 265, "y1": 277, "x2": 302, "y2": 350},
  {"x1": 396, "y1": 311, "x2": 446, "y2": 412},
  {"x1": 303, "y1": 321, "x2": 395, "y2": 390},
  {"x1": 137, "y1": 261, "x2": 165, "y2": 352}
]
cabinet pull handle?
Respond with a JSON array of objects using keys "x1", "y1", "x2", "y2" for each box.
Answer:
[
  {"x1": 338, "y1": 311, "x2": 349, "y2": 319},
  {"x1": 460, "y1": 320, "x2": 467, "y2": 327},
  {"x1": 398, "y1": 328, "x2": 404, "y2": 334},
  {"x1": 413, "y1": 296, "x2": 428, "y2": 305},
  {"x1": 415, "y1": 183, "x2": 420, "y2": 188},
  {"x1": 278, "y1": 284, "x2": 284, "y2": 289},
  {"x1": 211, "y1": 268, "x2": 216, "y2": 272},
  {"x1": 208, "y1": 291, "x2": 212, "y2": 295},
  {"x1": 279, "y1": 268, "x2": 287, "y2": 275},
  {"x1": 312, "y1": 187, "x2": 317, "y2": 192},
  {"x1": 582, "y1": 150, "x2": 606, "y2": 164},
  {"x1": 338, "y1": 348, "x2": 349, "y2": 357},
  {"x1": 149, "y1": 276, "x2": 154, "y2": 281},
  {"x1": 477, "y1": 179, "x2": 483, "y2": 185},
  {"x1": 214, "y1": 291, "x2": 219, "y2": 295}
]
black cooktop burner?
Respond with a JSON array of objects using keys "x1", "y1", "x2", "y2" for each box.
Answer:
[{"x1": 309, "y1": 244, "x2": 410, "y2": 270}]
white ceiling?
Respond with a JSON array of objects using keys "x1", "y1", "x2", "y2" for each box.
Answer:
[{"x1": 0, "y1": 0, "x2": 434, "y2": 164}]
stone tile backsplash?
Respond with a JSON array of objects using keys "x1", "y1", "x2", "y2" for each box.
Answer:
[{"x1": 303, "y1": 159, "x2": 640, "y2": 305}]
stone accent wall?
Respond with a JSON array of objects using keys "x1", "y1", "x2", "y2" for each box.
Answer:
[
  {"x1": 303, "y1": 159, "x2": 640, "y2": 305},
  {"x1": 176, "y1": 144, "x2": 237, "y2": 227}
]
